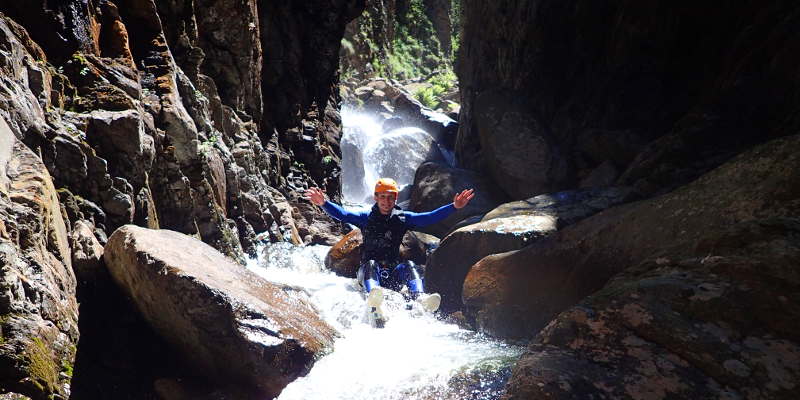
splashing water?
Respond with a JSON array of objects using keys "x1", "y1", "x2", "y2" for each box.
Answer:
[{"x1": 247, "y1": 243, "x2": 522, "y2": 400}]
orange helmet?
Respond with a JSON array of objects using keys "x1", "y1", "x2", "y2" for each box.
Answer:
[{"x1": 374, "y1": 178, "x2": 399, "y2": 194}]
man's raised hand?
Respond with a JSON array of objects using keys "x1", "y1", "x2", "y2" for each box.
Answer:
[
  {"x1": 453, "y1": 188, "x2": 475, "y2": 209},
  {"x1": 305, "y1": 187, "x2": 327, "y2": 206}
]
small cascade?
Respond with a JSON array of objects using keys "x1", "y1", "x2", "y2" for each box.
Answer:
[
  {"x1": 247, "y1": 243, "x2": 522, "y2": 400},
  {"x1": 257, "y1": 101, "x2": 519, "y2": 399},
  {"x1": 340, "y1": 108, "x2": 451, "y2": 204}
]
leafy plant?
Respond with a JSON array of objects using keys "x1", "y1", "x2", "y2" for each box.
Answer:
[
  {"x1": 414, "y1": 86, "x2": 438, "y2": 108},
  {"x1": 414, "y1": 69, "x2": 458, "y2": 109}
]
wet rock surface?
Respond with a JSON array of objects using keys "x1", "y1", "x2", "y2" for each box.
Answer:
[
  {"x1": 325, "y1": 228, "x2": 364, "y2": 278},
  {"x1": 104, "y1": 225, "x2": 338, "y2": 399}
]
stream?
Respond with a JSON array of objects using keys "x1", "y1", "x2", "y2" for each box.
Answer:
[{"x1": 248, "y1": 108, "x2": 522, "y2": 399}]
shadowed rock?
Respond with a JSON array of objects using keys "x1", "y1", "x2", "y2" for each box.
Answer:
[
  {"x1": 465, "y1": 134, "x2": 800, "y2": 342},
  {"x1": 457, "y1": 1, "x2": 800, "y2": 198},
  {"x1": 410, "y1": 161, "x2": 509, "y2": 237},
  {"x1": 103, "y1": 225, "x2": 338, "y2": 398}
]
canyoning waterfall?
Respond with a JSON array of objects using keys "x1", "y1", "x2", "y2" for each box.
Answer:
[
  {"x1": 339, "y1": 107, "x2": 454, "y2": 205},
  {"x1": 247, "y1": 244, "x2": 522, "y2": 400},
  {"x1": 242, "y1": 109, "x2": 521, "y2": 399}
]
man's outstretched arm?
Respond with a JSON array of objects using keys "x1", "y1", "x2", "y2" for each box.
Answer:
[
  {"x1": 305, "y1": 187, "x2": 368, "y2": 226},
  {"x1": 405, "y1": 189, "x2": 475, "y2": 227}
]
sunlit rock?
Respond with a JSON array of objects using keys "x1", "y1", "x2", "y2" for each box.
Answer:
[
  {"x1": 104, "y1": 225, "x2": 338, "y2": 398},
  {"x1": 325, "y1": 228, "x2": 363, "y2": 278},
  {"x1": 428, "y1": 187, "x2": 636, "y2": 314},
  {"x1": 0, "y1": 116, "x2": 79, "y2": 400},
  {"x1": 428, "y1": 215, "x2": 558, "y2": 313},
  {"x1": 69, "y1": 219, "x2": 104, "y2": 287},
  {"x1": 363, "y1": 127, "x2": 445, "y2": 192}
]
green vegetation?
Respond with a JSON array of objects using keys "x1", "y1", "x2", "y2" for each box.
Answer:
[
  {"x1": 71, "y1": 53, "x2": 88, "y2": 65},
  {"x1": 384, "y1": 0, "x2": 444, "y2": 80},
  {"x1": 24, "y1": 338, "x2": 59, "y2": 393},
  {"x1": 193, "y1": 89, "x2": 207, "y2": 102},
  {"x1": 450, "y1": 0, "x2": 462, "y2": 57},
  {"x1": 199, "y1": 133, "x2": 220, "y2": 155},
  {"x1": 341, "y1": 0, "x2": 462, "y2": 82},
  {"x1": 61, "y1": 359, "x2": 73, "y2": 378},
  {"x1": 341, "y1": 38, "x2": 355, "y2": 56},
  {"x1": 414, "y1": 69, "x2": 458, "y2": 109}
]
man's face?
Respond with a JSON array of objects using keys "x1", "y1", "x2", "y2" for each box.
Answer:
[{"x1": 374, "y1": 192, "x2": 397, "y2": 215}]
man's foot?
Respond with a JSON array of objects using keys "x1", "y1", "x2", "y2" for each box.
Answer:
[
  {"x1": 366, "y1": 287, "x2": 386, "y2": 326},
  {"x1": 415, "y1": 292, "x2": 441, "y2": 313},
  {"x1": 367, "y1": 287, "x2": 384, "y2": 308}
]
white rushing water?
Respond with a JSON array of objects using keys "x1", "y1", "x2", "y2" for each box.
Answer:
[
  {"x1": 340, "y1": 108, "x2": 450, "y2": 205},
  {"x1": 247, "y1": 243, "x2": 522, "y2": 400}
]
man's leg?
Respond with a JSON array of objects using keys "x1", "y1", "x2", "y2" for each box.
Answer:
[
  {"x1": 392, "y1": 261, "x2": 424, "y2": 295},
  {"x1": 357, "y1": 260, "x2": 382, "y2": 292},
  {"x1": 359, "y1": 260, "x2": 387, "y2": 326},
  {"x1": 394, "y1": 261, "x2": 440, "y2": 312}
]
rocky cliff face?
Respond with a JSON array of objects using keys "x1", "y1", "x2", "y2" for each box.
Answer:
[
  {"x1": 443, "y1": 2, "x2": 800, "y2": 398},
  {"x1": 457, "y1": 0, "x2": 800, "y2": 200},
  {"x1": 0, "y1": 0, "x2": 363, "y2": 398}
]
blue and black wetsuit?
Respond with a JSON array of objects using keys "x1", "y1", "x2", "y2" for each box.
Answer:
[{"x1": 321, "y1": 201, "x2": 455, "y2": 294}]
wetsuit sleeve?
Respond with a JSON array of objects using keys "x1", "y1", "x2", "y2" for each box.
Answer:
[
  {"x1": 404, "y1": 203, "x2": 456, "y2": 228},
  {"x1": 321, "y1": 201, "x2": 369, "y2": 227}
]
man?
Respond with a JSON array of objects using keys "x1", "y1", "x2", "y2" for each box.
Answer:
[{"x1": 305, "y1": 178, "x2": 474, "y2": 319}]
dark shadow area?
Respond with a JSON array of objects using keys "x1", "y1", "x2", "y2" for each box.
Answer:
[{"x1": 70, "y1": 269, "x2": 186, "y2": 400}]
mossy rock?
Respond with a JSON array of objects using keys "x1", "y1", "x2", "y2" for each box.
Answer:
[{"x1": 24, "y1": 338, "x2": 59, "y2": 394}]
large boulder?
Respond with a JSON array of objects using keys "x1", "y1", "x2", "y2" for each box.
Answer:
[
  {"x1": 103, "y1": 225, "x2": 338, "y2": 398},
  {"x1": 410, "y1": 161, "x2": 509, "y2": 237},
  {"x1": 0, "y1": 116, "x2": 79, "y2": 400},
  {"x1": 325, "y1": 229, "x2": 363, "y2": 278},
  {"x1": 462, "y1": 134, "x2": 800, "y2": 340},
  {"x1": 504, "y1": 217, "x2": 800, "y2": 399},
  {"x1": 427, "y1": 187, "x2": 636, "y2": 312}
]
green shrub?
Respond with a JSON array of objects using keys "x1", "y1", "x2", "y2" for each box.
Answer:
[
  {"x1": 414, "y1": 69, "x2": 458, "y2": 109},
  {"x1": 415, "y1": 87, "x2": 438, "y2": 108}
]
